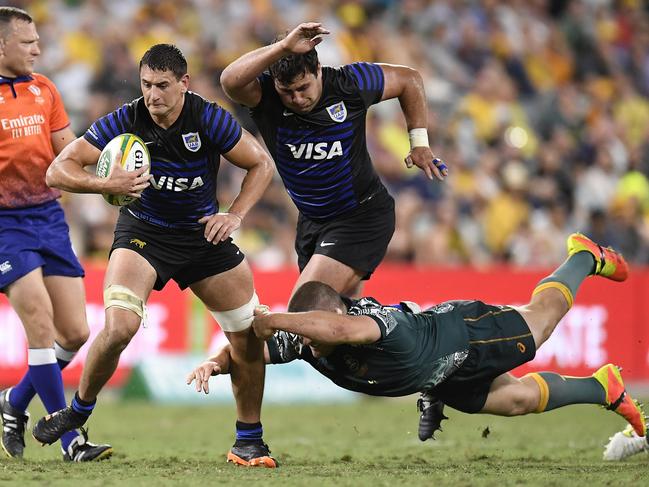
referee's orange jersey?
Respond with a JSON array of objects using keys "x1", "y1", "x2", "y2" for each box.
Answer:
[{"x1": 0, "y1": 73, "x2": 70, "y2": 208}]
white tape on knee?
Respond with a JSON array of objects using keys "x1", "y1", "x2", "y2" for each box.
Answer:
[
  {"x1": 104, "y1": 284, "x2": 146, "y2": 327},
  {"x1": 210, "y1": 292, "x2": 260, "y2": 333}
]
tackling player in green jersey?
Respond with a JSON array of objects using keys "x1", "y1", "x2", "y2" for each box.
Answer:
[{"x1": 188, "y1": 233, "x2": 646, "y2": 449}]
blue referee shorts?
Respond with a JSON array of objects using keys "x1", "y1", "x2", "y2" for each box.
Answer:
[{"x1": 0, "y1": 200, "x2": 84, "y2": 292}]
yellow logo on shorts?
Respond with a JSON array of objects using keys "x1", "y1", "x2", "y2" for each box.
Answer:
[
  {"x1": 130, "y1": 238, "x2": 146, "y2": 249},
  {"x1": 517, "y1": 342, "x2": 526, "y2": 353}
]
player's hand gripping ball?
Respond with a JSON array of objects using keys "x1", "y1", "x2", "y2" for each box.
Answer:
[{"x1": 96, "y1": 133, "x2": 151, "y2": 206}]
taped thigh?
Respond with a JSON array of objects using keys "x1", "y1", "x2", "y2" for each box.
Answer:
[
  {"x1": 104, "y1": 284, "x2": 146, "y2": 325},
  {"x1": 210, "y1": 292, "x2": 259, "y2": 332}
]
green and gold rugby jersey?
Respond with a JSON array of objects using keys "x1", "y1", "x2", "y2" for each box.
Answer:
[{"x1": 267, "y1": 298, "x2": 470, "y2": 397}]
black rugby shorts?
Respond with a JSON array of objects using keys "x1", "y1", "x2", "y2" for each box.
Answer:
[
  {"x1": 111, "y1": 210, "x2": 244, "y2": 291},
  {"x1": 295, "y1": 190, "x2": 395, "y2": 280}
]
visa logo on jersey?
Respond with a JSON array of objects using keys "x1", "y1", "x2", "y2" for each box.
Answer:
[
  {"x1": 149, "y1": 175, "x2": 205, "y2": 192},
  {"x1": 286, "y1": 141, "x2": 343, "y2": 160}
]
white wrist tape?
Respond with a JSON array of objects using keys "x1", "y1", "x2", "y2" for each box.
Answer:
[{"x1": 409, "y1": 128, "x2": 429, "y2": 149}]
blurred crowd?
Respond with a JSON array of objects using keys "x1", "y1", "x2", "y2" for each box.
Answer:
[{"x1": 13, "y1": 0, "x2": 649, "y2": 269}]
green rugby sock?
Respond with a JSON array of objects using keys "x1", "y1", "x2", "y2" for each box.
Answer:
[
  {"x1": 532, "y1": 252, "x2": 596, "y2": 307},
  {"x1": 526, "y1": 372, "x2": 606, "y2": 412}
]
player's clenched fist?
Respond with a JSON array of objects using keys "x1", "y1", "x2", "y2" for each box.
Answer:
[{"x1": 252, "y1": 306, "x2": 274, "y2": 340}]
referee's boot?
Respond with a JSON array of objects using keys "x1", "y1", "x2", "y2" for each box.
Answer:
[
  {"x1": 593, "y1": 364, "x2": 647, "y2": 437},
  {"x1": 0, "y1": 388, "x2": 29, "y2": 458},
  {"x1": 566, "y1": 233, "x2": 628, "y2": 282},
  {"x1": 417, "y1": 392, "x2": 447, "y2": 441},
  {"x1": 227, "y1": 439, "x2": 278, "y2": 468},
  {"x1": 63, "y1": 427, "x2": 113, "y2": 462},
  {"x1": 32, "y1": 405, "x2": 88, "y2": 445}
]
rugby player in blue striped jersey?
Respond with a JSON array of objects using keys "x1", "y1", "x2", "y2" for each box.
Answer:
[
  {"x1": 32, "y1": 44, "x2": 278, "y2": 467},
  {"x1": 221, "y1": 22, "x2": 448, "y2": 300},
  {"x1": 221, "y1": 21, "x2": 448, "y2": 442}
]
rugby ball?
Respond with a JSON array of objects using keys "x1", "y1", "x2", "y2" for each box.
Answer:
[{"x1": 96, "y1": 133, "x2": 150, "y2": 206}]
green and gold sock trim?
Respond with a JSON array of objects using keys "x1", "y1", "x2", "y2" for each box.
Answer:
[
  {"x1": 525, "y1": 372, "x2": 549, "y2": 413},
  {"x1": 532, "y1": 281, "x2": 574, "y2": 308}
]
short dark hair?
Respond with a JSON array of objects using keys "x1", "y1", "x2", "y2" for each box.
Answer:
[
  {"x1": 288, "y1": 282, "x2": 345, "y2": 313},
  {"x1": 139, "y1": 44, "x2": 187, "y2": 80},
  {"x1": 0, "y1": 7, "x2": 32, "y2": 38},
  {"x1": 269, "y1": 33, "x2": 319, "y2": 85}
]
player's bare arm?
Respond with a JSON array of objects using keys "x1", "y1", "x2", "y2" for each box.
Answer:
[
  {"x1": 252, "y1": 310, "x2": 380, "y2": 345},
  {"x1": 378, "y1": 63, "x2": 448, "y2": 181},
  {"x1": 46, "y1": 137, "x2": 150, "y2": 197},
  {"x1": 198, "y1": 129, "x2": 274, "y2": 243},
  {"x1": 220, "y1": 22, "x2": 330, "y2": 107}
]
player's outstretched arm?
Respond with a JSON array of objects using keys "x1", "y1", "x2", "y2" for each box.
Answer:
[
  {"x1": 187, "y1": 342, "x2": 272, "y2": 394},
  {"x1": 220, "y1": 22, "x2": 330, "y2": 107},
  {"x1": 46, "y1": 137, "x2": 150, "y2": 196},
  {"x1": 378, "y1": 64, "x2": 448, "y2": 181},
  {"x1": 253, "y1": 310, "x2": 380, "y2": 345}
]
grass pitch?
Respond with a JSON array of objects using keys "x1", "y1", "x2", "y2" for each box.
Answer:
[{"x1": 2, "y1": 397, "x2": 647, "y2": 486}]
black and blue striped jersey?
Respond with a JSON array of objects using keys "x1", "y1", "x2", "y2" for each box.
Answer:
[
  {"x1": 84, "y1": 92, "x2": 242, "y2": 229},
  {"x1": 251, "y1": 62, "x2": 387, "y2": 221}
]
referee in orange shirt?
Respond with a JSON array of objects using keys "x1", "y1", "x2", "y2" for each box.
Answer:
[{"x1": 0, "y1": 7, "x2": 110, "y2": 461}]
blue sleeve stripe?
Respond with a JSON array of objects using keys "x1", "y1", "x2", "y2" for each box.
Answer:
[
  {"x1": 350, "y1": 64, "x2": 366, "y2": 90},
  {"x1": 220, "y1": 111, "x2": 242, "y2": 152},
  {"x1": 92, "y1": 121, "x2": 110, "y2": 146},
  {"x1": 231, "y1": 125, "x2": 242, "y2": 148},
  {"x1": 201, "y1": 105, "x2": 209, "y2": 128},
  {"x1": 115, "y1": 105, "x2": 130, "y2": 133},
  {"x1": 212, "y1": 108, "x2": 227, "y2": 142},
  {"x1": 203, "y1": 105, "x2": 216, "y2": 138},
  {"x1": 98, "y1": 117, "x2": 118, "y2": 141},
  {"x1": 350, "y1": 63, "x2": 383, "y2": 92},
  {"x1": 364, "y1": 63, "x2": 377, "y2": 90},
  {"x1": 365, "y1": 63, "x2": 381, "y2": 91},
  {"x1": 221, "y1": 116, "x2": 235, "y2": 145},
  {"x1": 223, "y1": 117, "x2": 241, "y2": 151},
  {"x1": 375, "y1": 64, "x2": 384, "y2": 91},
  {"x1": 217, "y1": 111, "x2": 234, "y2": 143},
  {"x1": 87, "y1": 122, "x2": 107, "y2": 146},
  {"x1": 114, "y1": 108, "x2": 125, "y2": 133},
  {"x1": 361, "y1": 63, "x2": 376, "y2": 90},
  {"x1": 369, "y1": 63, "x2": 382, "y2": 91},
  {"x1": 223, "y1": 127, "x2": 239, "y2": 152},
  {"x1": 107, "y1": 113, "x2": 119, "y2": 136}
]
